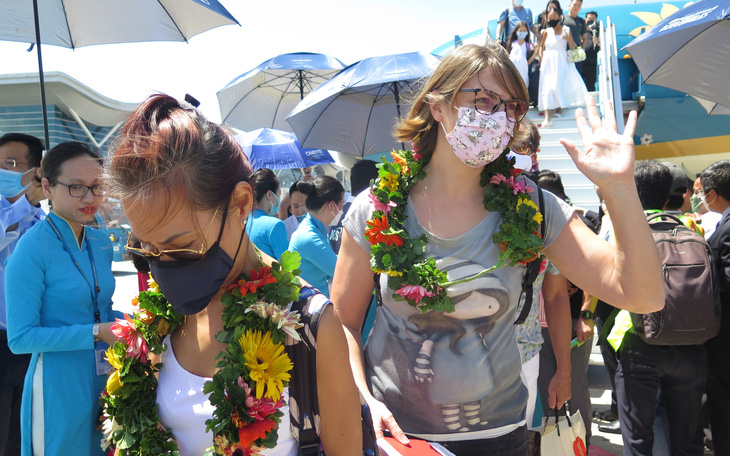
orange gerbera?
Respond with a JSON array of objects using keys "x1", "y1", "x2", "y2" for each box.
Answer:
[
  {"x1": 227, "y1": 266, "x2": 277, "y2": 296},
  {"x1": 391, "y1": 151, "x2": 409, "y2": 174},
  {"x1": 238, "y1": 419, "x2": 277, "y2": 447},
  {"x1": 365, "y1": 216, "x2": 404, "y2": 247}
]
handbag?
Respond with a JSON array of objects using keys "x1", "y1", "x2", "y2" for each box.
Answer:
[
  {"x1": 567, "y1": 47, "x2": 587, "y2": 63},
  {"x1": 540, "y1": 404, "x2": 587, "y2": 456}
]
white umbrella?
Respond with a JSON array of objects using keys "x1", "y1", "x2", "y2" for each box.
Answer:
[{"x1": 0, "y1": 0, "x2": 239, "y2": 148}]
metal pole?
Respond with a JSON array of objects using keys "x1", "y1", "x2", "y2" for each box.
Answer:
[
  {"x1": 32, "y1": 0, "x2": 50, "y2": 150},
  {"x1": 393, "y1": 82, "x2": 405, "y2": 150},
  {"x1": 298, "y1": 71, "x2": 304, "y2": 100}
]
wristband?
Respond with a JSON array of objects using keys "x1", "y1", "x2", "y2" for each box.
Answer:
[
  {"x1": 93, "y1": 323, "x2": 100, "y2": 342},
  {"x1": 580, "y1": 310, "x2": 595, "y2": 320}
]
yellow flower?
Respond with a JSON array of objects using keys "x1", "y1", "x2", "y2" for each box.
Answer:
[
  {"x1": 239, "y1": 330, "x2": 293, "y2": 400},
  {"x1": 377, "y1": 172, "x2": 399, "y2": 192},
  {"x1": 106, "y1": 370, "x2": 123, "y2": 395},
  {"x1": 105, "y1": 346, "x2": 123, "y2": 370},
  {"x1": 373, "y1": 268, "x2": 403, "y2": 277},
  {"x1": 147, "y1": 274, "x2": 159, "y2": 293},
  {"x1": 516, "y1": 198, "x2": 542, "y2": 223}
]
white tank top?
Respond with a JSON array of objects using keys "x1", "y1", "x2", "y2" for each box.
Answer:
[{"x1": 157, "y1": 336, "x2": 298, "y2": 456}]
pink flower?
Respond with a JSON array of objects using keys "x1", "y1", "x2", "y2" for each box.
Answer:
[
  {"x1": 412, "y1": 152, "x2": 423, "y2": 160},
  {"x1": 241, "y1": 381, "x2": 284, "y2": 421},
  {"x1": 510, "y1": 178, "x2": 534, "y2": 195},
  {"x1": 368, "y1": 190, "x2": 397, "y2": 214},
  {"x1": 396, "y1": 284, "x2": 435, "y2": 304},
  {"x1": 111, "y1": 315, "x2": 148, "y2": 362},
  {"x1": 489, "y1": 173, "x2": 508, "y2": 185}
]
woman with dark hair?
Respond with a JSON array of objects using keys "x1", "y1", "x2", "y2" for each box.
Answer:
[
  {"x1": 538, "y1": 2, "x2": 588, "y2": 127},
  {"x1": 6, "y1": 141, "x2": 119, "y2": 456},
  {"x1": 247, "y1": 168, "x2": 288, "y2": 259},
  {"x1": 331, "y1": 43, "x2": 663, "y2": 454},
  {"x1": 507, "y1": 21, "x2": 536, "y2": 87},
  {"x1": 288, "y1": 176, "x2": 344, "y2": 298},
  {"x1": 283, "y1": 181, "x2": 308, "y2": 240},
  {"x1": 105, "y1": 94, "x2": 361, "y2": 456}
]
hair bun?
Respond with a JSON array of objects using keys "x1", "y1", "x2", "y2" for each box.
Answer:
[{"x1": 296, "y1": 181, "x2": 314, "y2": 195}]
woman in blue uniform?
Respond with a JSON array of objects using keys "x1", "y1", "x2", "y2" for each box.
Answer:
[
  {"x1": 288, "y1": 176, "x2": 344, "y2": 297},
  {"x1": 5, "y1": 142, "x2": 119, "y2": 456},
  {"x1": 246, "y1": 168, "x2": 288, "y2": 259}
]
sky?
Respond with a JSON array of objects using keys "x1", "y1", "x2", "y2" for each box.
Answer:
[{"x1": 0, "y1": 0, "x2": 639, "y2": 124}]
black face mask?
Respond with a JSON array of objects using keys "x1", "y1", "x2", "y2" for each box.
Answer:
[
  {"x1": 548, "y1": 19, "x2": 560, "y2": 28},
  {"x1": 148, "y1": 208, "x2": 245, "y2": 315}
]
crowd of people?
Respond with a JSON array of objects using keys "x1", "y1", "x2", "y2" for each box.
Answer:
[
  {"x1": 500, "y1": 0, "x2": 599, "y2": 127},
  {"x1": 0, "y1": 23, "x2": 727, "y2": 456}
]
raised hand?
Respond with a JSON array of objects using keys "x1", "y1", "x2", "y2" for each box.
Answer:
[{"x1": 561, "y1": 97, "x2": 638, "y2": 192}]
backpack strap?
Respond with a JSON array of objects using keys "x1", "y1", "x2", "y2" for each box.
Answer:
[{"x1": 515, "y1": 184, "x2": 545, "y2": 325}]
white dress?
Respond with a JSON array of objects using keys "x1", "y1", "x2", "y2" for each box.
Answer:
[
  {"x1": 538, "y1": 27, "x2": 588, "y2": 111},
  {"x1": 156, "y1": 336, "x2": 298, "y2": 456},
  {"x1": 509, "y1": 41, "x2": 530, "y2": 87}
]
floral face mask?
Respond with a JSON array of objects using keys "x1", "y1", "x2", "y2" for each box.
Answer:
[{"x1": 441, "y1": 107, "x2": 514, "y2": 168}]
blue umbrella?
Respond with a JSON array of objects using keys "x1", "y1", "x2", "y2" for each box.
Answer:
[
  {"x1": 217, "y1": 52, "x2": 346, "y2": 132},
  {"x1": 624, "y1": 0, "x2": 730, "y2": 109},
  {"x1": 236, "y1": 128, "x2": 334, "y2": 170},
  {"x1": 286, "y1": 51, "x2": 441, "y2": 157}
]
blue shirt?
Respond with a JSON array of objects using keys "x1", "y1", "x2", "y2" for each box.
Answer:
[
  {"x1": 0, "y1": 195, "x2": 45, "y2": 329},
  {"x1": 288, "y1": 213, "x2": 337, "y2": 297},
  {"x1": 5, "y1": 211, "x2": 118, "y2": 456},
  {"x1": 247, "y1": 209, "x2": 289, "y2": 260},
  {"x1": 499, "y1": 6, "x2": 535, "y2": 39}
]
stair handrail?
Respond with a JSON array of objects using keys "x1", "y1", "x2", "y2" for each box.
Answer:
[{"x1": 597, "y1": 17, "x2": 625, "y2": 134}]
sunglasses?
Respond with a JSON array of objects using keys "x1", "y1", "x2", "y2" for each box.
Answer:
[{"x1": 459, "y1": 88, "x2": 529, "y2": 123}]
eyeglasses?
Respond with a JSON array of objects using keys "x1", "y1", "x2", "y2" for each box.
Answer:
[
  {"x1": 51, "y1": 180, "x2": 105, "y2": 197},
  {"x1": 125, "y1": 206, "x2": 221, "y2": 260},
  {"x1": 459, "y1": 88, "x2": 529, "y2": 123},
  {"x1": 1, "y1": 158, "x2": 30, "y2": 169}
]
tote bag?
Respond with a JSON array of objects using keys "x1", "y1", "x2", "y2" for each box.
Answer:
[
  {"x1": 567, "y1": 47, "x2": 587, "y2": 63},
  {"x1": 540, "y1": 405, "x2": 587, "y2": 456}
]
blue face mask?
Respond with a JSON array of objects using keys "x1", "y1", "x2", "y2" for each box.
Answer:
[
  {"x1": 267, "y1": 191, "x2": 280, "y2": 216},
  {"x1": 517, "y1": 31, "x2": 528, "y2": 40},
  {"x1": 0, "y1": 168, "x2": 29, "y2": 198}
]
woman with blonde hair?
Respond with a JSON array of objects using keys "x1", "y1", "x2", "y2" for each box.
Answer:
[{"x1": 331, "y1": 43, "x2": 663, "y2": 454}]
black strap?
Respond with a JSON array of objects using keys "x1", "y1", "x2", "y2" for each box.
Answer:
[{"x1": 514, "y1": 184, "x2": 545, "y2": 325}]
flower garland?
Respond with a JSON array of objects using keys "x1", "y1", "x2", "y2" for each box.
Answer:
[
  {"x1": 100, "y1": 251, "x2": 304, "y2": 456},
  {"x1": 367, "y1": 149, "x2": 544, "y2": 314}
]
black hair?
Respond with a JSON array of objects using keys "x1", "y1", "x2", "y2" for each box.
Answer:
[
  {"x1": 543, "y1": 0, "x2": 563, "y2": 28},
  {"x1": 0, "y1": 133, "x2": 45, "y2": 167},
  {"x1": 700, "y1": 160, "x2": 730, "y2": 202},
  {"x1": 289, "y1": 181, "x2": 302, "y2": 195},
  {"x1": 507, "y1": 21, "x2": 532, "y2": 53},
  {"x1": 42, "y1": 141, "x2": 102, "y2": 183},
  {"x1": 296, "y1": 175, "x2": 344, "y2": 211},
  {"x1": 249, "y1": 168, "x2": 280, "y2": 204},
  {"x1": 350, "y1": 160, "x2": 379, "y2": 196},
  {"x1": 585, "y1": 10, "x2": 598, "y2": 18},
  {"x1": 537, "y1": 169, "x2": 567, "y2": 201},
  {"x1": 634, "y1": 160, "x2": 672, "y2": 210}
]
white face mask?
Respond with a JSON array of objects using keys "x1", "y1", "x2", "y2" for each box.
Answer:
[
  {"x1": 516, "y1": 31, "x2": 528, "y2": 40},
  {"x1": 328, "y1": 203, "x2": 344, "y2": 226},
  {"x1": 514, "y1": 0, "x2": 524, "y2": 6},
  {"x1": 506, "y1": 151, "x2": 533, "y2": 171}
]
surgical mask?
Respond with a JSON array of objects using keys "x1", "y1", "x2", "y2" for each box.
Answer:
[
  {"x1": 328, "y1": 203, "x2": 344, "y2": 227},
  {"x1": 507, "y1": 151, "x2": 533, "y2": 171},
  {"x1": 267, "y1": 191, "x2": 280, "y2": 216},
  {"x1": 514, "y1": 0, "x2": 524, "y2": 6},
  {"x1": 691, "y1": 193, "x2": 712, "y2": 213},
  {"x1": 548, "y1": 19, "x2": 560, "y2": 28},
  {"x1": 516, "y1": 31, "x2": 528, "y2": 40},
  {"x1": 0, "y1": 168, "x2": 31, "y2": 198},
  {"x1": 148, "y1": 210, "x2": 245, "y2": 315},
  {"x1": 441, "y1": 107, "x2": 514, "y2": 168}
]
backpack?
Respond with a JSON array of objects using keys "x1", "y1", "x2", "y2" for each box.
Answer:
[
  {"x1": 630, "y1": 212, "x2": 721, "y2": 345},
  {"x1": 286, "y1": 287, "x2": 379, "y2": 456}
]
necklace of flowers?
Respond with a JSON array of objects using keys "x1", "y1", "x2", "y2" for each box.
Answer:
[
  {"x1": 366, "y1": 149, "x2": 544, "y2": 314},
  {"x1": 100, "y1": 250, "x2": 305, "y2": 456}
]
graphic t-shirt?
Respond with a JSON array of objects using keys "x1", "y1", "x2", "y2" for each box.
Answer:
[{"x1": 343, "y1": 177, "x2": 573, "y2": 440}]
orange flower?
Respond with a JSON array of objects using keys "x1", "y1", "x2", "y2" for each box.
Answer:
[
  {"x1": 137, "y1": 309, "x2": 155, "y2": 325},
  {"x1": 238, "y1": 418, "x2": 277, "y2": 447},
  {"x1": 365, "y1": 216, "x2": 404, "y2": 247},
  {"x1": 391, "y1": 151, "x2": 409, "y2": 174},
  {"x1": 227, "y1": 266, "x2": 277, "y2": 296}
]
